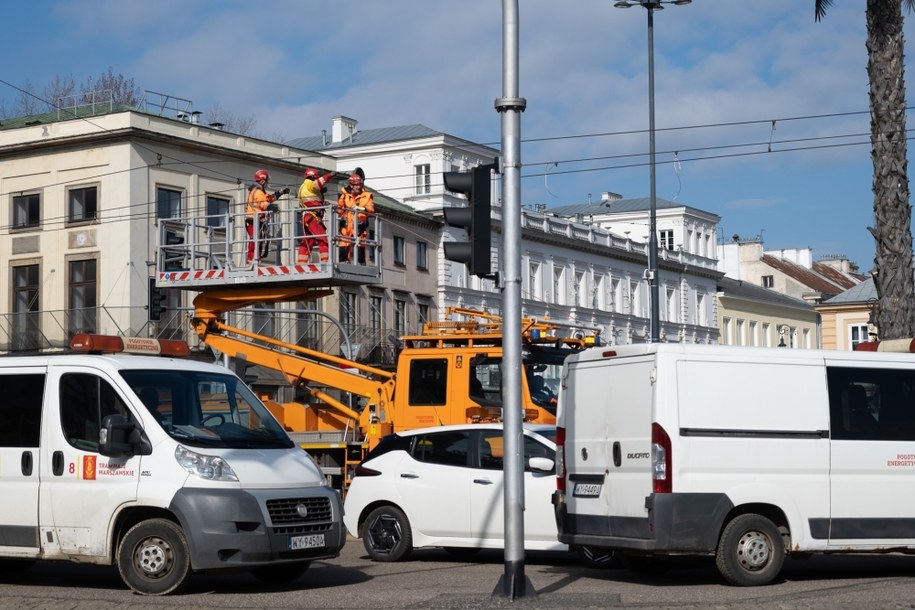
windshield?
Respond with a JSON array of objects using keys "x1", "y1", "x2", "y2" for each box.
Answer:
[
  {"x1": 470, "y1": 346, "x2": 568, "y2": 414},
  {"x1": 119, "y1": 369, "x2": 294, "y2": 449}
]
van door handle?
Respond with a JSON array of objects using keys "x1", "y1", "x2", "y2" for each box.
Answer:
[
  {"x1": 21, "y1": 451, "x2": 33, "y2": 476},
  {"x1": 400, "y1": 473, "x2": 419, "y2": 479},
  {"x1": 473, "y1": 479, "x2": 494, "y2": 485},
  {"x1": 612, "y1": 442, "x2": 622, "y2": 468},
  {"x1": 53, "y1": 451, "x2": 64, "y2": 476}
]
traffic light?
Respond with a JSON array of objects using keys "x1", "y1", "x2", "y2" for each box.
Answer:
[
  {"x1": 148, "y1": 277, "x2": 167, "y2": 322},
  {"x1": 234, "y1": 355, "x2": 258, "y2": 386},
  {"x1": 443, "y1": 163, "x2": 494, "y2": 278}
]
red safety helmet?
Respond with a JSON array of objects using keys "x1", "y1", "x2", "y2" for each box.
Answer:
[
  {"x1": 254, "y1": 169, "x2": 270, "y2": 183},
  {"x1": 349, "y1": 173, "x2": 363, "y2": 187},
  {"x1": 304, "y1": 168, "x2": 319, "y2": 180}
]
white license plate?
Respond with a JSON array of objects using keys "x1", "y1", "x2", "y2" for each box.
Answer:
[
  {"x1": 573, "y1": 483, "x2": 602, "y2": 497},
  {"x1": 288, "y1": 533, "x2": 325, "y2": 550}
]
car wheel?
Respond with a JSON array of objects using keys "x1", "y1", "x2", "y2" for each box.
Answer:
[
  {"x1": 575, "y1": 545, "x2": 620, "y2": 569},
  {"x1": 117, "y1": 518, "x2": 191, "y2": 595},
  {"x1": 361, "y1": 505, "x2": 413, "y2": 562},
  {"x1": 715, "y1": 513, "x2": 785, "y2": 586},
  {"x1": 250, "y1": 561, "x2": 310, "y2": 584}
]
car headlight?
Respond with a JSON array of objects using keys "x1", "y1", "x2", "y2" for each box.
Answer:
[{"x1": 175, "y1": 445, "x2": 238, "y2": 482}]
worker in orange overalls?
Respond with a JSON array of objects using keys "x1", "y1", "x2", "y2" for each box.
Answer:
[
  {"x1": 336, "y1": 169, "x2": 375, "y2": 263},
  {"x1": 246, "y1": 169, "x2": 288, "y2": 263},
  {"x1": 297, "y1": 168, "x2": 333, "y2": 263}
]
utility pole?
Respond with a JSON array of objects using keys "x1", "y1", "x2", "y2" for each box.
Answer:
[{"x1": 493, "y1": 0, "x2": 532, "y2": 600}]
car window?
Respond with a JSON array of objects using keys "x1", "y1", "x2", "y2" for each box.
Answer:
[
  {"x1": 60, "y1": 373, "x2": 131, "y2": 452},
  {"x1": 364, "y1": 433, "x2": 412, "y2": 461},
  {"x1": 411, "y1": 430, "x2": 469, "y2": 467},
  {"x1": 477, "y1": 429, "x2": 555, "y2": 471}
]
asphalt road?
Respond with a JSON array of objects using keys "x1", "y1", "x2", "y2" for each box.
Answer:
[{"x1": 3, "y1": 537, "x2": 915, "y2": 609}]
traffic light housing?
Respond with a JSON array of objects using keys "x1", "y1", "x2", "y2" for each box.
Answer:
[
  {"x1": 443, "y1": 163, "x2": 494, "y2": 278},
  {"x1": 234, "y1": 355, "x2": 258, "y2": 386},
  {"x1": 148, "y1": 277, "x2": 167, "y2": 322}
]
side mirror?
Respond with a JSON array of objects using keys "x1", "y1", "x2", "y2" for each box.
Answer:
[
  {"x1": 528, "y1": 456, "x2": 555, "y2": 473},
  {"x1": 99, "y1": 414, "x2": 151, "y2": 457}
]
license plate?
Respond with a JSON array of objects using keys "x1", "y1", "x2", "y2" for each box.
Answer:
[
  {"x1": 573, "y1": 483, "x2": 602, "y2": 497},
  {"x1": 288, "y1": 533, "x2": 325, "y2": 550}
]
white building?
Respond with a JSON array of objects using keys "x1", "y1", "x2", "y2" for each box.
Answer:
[{"x1": 291, "y1": 118, "x2": 722, "y2": 344}]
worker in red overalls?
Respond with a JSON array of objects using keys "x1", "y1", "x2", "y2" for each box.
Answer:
[
  {"x1": 297, "y1": 168, "x2": 333, "y2": 263},
  {"x1": 336, "y1": 170, "x2": 375, "y2": 263}
]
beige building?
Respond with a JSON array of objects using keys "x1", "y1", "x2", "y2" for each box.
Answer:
[
  {"x1": 0, "y1": 100, "x2": 438, "y2": 362},
  {"x1": 716, "y1": 276, "x2": 819, "y2": 349},
  {"x1": 816, "y1": 277, "x2": 876, "y2": 350}
]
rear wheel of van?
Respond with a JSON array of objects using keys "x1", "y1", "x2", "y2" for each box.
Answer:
[
  {"x1": 250, "y1": 561, "x2": 310, "y2": 584},
  {"x1": 361, "y1": 505, "x2": 413, "y2": 562},
  {"x1": 117, "y1": 518, "x2": 191, "y2": 595},
  {"x1": 715, "y1": 514, "x2": 785, "y2": 586}
]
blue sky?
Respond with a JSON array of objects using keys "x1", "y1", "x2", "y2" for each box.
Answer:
[{"x1": 3, "y1": 0, "x2": 911, "y2": 273}]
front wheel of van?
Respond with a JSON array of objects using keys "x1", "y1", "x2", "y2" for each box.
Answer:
[
  {"x1": 117, "y1": 518, "x2": 191, "y2": 595},
  {"x1": 716, "y1": 513, "x2": 785, "y2": 586},
  {"x1": 361, "y1": 505, "x2": 413, "y2": 562}
]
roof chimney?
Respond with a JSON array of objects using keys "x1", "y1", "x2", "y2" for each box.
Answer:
[{"x1": 332, "y1": 116, "x2": 358, "y2": 144}]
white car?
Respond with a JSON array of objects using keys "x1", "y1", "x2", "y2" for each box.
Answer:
[{"x1": 343, "y1": 422, "x2": 567, "y2": 562}]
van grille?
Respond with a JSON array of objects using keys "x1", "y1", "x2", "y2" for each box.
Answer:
[{"x1": 266, "y1": 496, "x2": 332, "y2": 526}]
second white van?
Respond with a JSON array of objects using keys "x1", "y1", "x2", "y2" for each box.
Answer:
[{"x1": 553, "y1": 342, "x2": 915, "y2": 586}]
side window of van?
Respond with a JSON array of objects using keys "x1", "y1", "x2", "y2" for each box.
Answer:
[
  {"x1": 0, "y1": 374, "x2": 45, "y2": 448},
  {"x1": 60, "y1": 374, "x2": 130, "y2": 452},
  {"x1": 828, "y1": 367, "x2": 915, "y2": 441}
]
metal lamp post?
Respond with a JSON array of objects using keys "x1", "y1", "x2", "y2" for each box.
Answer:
[{"x1": 614, "y1": 0, "x2": 690, "y2": 343}]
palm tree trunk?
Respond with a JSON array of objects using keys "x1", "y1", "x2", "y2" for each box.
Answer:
[{"x1": 866, "y1": 0, "x2": 915, "y2": 338}]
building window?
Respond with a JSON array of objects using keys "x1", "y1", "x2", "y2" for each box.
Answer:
[
  {"x1": 393, "y1": 236, "x2": 406, "y2": 266},
  {"x1": 850, "y1": 324, "x2": 871, "y2": 350},
  {"x1": 68, "y1": 186, "x2": 98, "y2": 223},
  {"x1": 416, "y1": 241, "x2": 428, "y2": 270},
  {"x1": 340, "y1": 292, "x2": 357, "y2": 337},
  {"x1": 666, "y1": 288, "x2": 677, "y2": 323},
  {"x1": 575, "y1": 271, "x2": 586, "y2": 307},
  {"x1": 394, "y1": 298, "x2": 407, "y2": 336},
  {"x1": 528, "y1": 261, "x2": 542, "y2": 300},
  {"x1": 418, "y1": 301, "x2": 430, "y2": 329},
  {"x1": 722, "y1": 317, "x2": 732, "y2": 346},
  {"x1": 157, "y1": 187, "x2": 182, "y2": 219},
  {"x1": 610, "y1": 278, "x2": 620, "y2": 313},
  {"x1": 762, "y1": 275, "x2": 774, "y2": 288},
  {"x1": 206, "y1": 195, "x2": 229, "y2": 228},
  {"x1": 415, "y1": 163, "x2": 431, "y2": 195},
  {"x1": 296, "y1": 300, "x2": 319, "y2": 350},
  {"x1": 12, "y1": 264, "x2": 40, "y2": 351},
  {"x1": 552, "y1": 267, "x2": 564, "y2": 305},
  {"x1": 68, "y1": 259, "x2": 97, "y2": 337},
  {"x1": 659, "y1": 229, "x2": 674, "y2": 250},
  {"x1": 12, "y1": 193, "x2": 40, "y2": 229}
]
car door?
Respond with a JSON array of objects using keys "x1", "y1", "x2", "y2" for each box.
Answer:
[
  {"x1": 41, "y1": 367, "x2": 142, "y2": 558},
  {"x1": 0, "y1": 369, "x2": 45, "y2": 553},
  {"x1": 470, "y1": 429, "x2": 558, "y2": 545},
  {"x1": 393, "y1": 429, "x2": 472, "y2": 539}
]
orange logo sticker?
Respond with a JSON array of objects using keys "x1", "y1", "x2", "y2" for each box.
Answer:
[{"x1": 82, "y1": 455, "x2": 97, "y2": 480}]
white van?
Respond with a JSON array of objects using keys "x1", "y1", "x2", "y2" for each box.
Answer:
[
  {"x1": 553, "y1": 342, "x2": 915, "y2": 586},
  {"x1": 0, "y1": 334, "x2": 345, "y2": 595}
]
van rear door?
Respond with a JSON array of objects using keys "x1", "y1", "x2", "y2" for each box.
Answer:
[
  {"x1": 562, "y1": 353, "x2": 654, "y2": 531},
  {"x1": 0, "y1": 369, "x2": 45, "y2": 554}
]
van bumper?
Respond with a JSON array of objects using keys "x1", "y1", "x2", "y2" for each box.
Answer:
[
  {"x1": 170, "y1": 486, "x2": 346, "y2": 571},
  {"x1": 553, "y1": 490, "x2": 732, "y2": 554}
]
